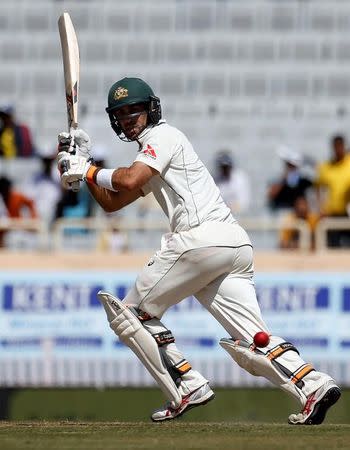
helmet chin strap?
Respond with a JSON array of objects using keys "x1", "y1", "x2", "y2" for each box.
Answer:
[{"x1": 118, "y1": 122, "x2": 148, "y2": 142}]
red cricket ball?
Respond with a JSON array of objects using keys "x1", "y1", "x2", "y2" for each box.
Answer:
[{"x1": 253, "y1": 331, "x2": 270, "y2": 348}]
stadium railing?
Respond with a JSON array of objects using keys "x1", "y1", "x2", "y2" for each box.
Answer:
[
  {"x1": 2, "y1": 216, "x2": 350, "y2": 251},
  {"x1": 315, "y1": 217, "x2": 350, "y2": 250},
  {"x1": 0, "y1": 218, "x2": 49, "y2": 250}
]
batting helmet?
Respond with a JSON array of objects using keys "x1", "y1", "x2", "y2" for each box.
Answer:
[{"x1": 106, "y1": 77, "x2": 161, "y2": 141}]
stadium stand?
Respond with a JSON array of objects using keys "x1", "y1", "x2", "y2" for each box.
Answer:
[{"x1": 1, "y1": 0, "x2": 350, "y2": 249}]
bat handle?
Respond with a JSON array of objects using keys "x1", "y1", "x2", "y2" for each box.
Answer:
[
  {"x1": 68, "y1": 127, "x2": 80, "y2": 192},
  {"x1": 70, "y1": 180, "x2": 81, "y2": 193}
]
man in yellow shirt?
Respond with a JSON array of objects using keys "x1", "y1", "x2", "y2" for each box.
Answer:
[
  {"x1": 315, "y1": 134, "x2": 350, "y2": 247},
  {"x1": 0, "y1": 106, "x2": 35, "y2": 158}
]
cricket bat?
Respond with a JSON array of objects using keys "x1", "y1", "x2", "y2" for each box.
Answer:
[{"x1": 58, "y1": 12, "x2": 80, "y2": 192}]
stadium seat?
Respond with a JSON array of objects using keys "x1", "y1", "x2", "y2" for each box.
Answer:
[{"x1": 2, "y1": 0, "x2": 350, "y2": 216}]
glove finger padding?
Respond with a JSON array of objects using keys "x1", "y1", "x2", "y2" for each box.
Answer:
[
  {"x1": 73, "y1": 129, "x2": 92, "y2": 158},
  {"x1": 58, "y1": 131, "x2": 74, "y2": 154}
]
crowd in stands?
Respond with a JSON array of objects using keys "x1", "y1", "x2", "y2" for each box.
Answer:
[{"x1": 1, "y1": 104, "x2": 350, "y2": 251}]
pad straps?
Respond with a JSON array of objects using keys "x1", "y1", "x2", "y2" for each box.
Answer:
[
  {"x1": 152, "y1": 330, "x2": 192, "y2": 386},
  {"x1": 136, "y1": 310, "x2": 193, "y2": 387},
  {"x1": 267, "y1": 342, "x2": 299, "y2": 360},
  {"x1": 267, "y1": 342, "x2": 314, "y2": 389}
]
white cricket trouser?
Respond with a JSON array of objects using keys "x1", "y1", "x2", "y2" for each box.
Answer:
[
  {"x1": 124, "y1": 221, "x2": 330, "y2": 399},
  {"x1": 125, "y1": 221, "x2": 267, "y2": 337}
]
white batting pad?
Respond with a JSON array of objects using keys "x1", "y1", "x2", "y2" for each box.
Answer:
[
  {"x1": 220, "y1": 338, "x2": 307, "y2": 405},
  {"x1": 97, "y1": 291, "x2": 182, "y2": 407}
]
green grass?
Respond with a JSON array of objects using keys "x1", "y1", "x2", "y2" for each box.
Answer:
[
  {"x1": 0, "y1": 422, "x2": 349, "y2": 450},
  {"x1": 6, "y1": 388, "x2": 349, "y2": 423},
  {"x1": 1, "y1": 388, "x2": 348, "y2": 449}
]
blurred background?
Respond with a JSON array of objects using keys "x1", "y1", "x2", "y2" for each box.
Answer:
[{"x1": 0, "y1": 0, "x2": 350, "y2": 422}]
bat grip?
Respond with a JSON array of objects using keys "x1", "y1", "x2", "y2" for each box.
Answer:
[
  {"x1": 70, "y1": 180, "x2": 80, "y2": 193},
  {"x1": 62, "y1": 126, "x2": 80, "y2": 192}
]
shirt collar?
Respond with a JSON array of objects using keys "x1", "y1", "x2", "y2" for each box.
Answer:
[{"x1": 137, "y1": 119, "x2": 166, "y2": 143}]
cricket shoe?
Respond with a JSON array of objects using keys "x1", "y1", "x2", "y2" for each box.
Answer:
[
  {"x1": 151, "y1": 383, "x2": 215, "y2": 422},
  {"x1": 288, "y1": 379, "x2": 341, "y2": 425}
]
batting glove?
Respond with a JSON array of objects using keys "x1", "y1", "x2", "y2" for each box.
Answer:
[
  {"x1": 57, "y1": 129, "x2": 92, "y2": 159},
  {"x1": 58, "y1": 153, "x2": 91, "y2": 190}
]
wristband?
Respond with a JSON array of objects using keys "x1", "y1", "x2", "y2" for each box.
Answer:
[
  {"x1": 96, "y1": 168, "x2": 117, "y2": 191},
  {"x1": 85, "y1": 165, "x2": 101, "y2": 185}
]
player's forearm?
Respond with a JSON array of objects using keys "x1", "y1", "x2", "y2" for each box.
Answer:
[
  {"x1": 87, "y1": 165, "x2": 148, "y2": 192},
  {"x1": 111, "y1": 163, "x2": 155, "y2": 191},
  {"x1": 84, "y1": 161, "x2": 154, "y2": 211},
  {"x1": 87, "y1": 183, "x2": 118, "y2": 212},
  {"x1": 87, "y1": 182, "x2": 141, "y2": 213},
  {"x1": 111, "y1": 167, "x2": 139, "y2": 191}
]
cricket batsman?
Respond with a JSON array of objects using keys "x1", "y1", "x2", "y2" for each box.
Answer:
[{"x1": 57, "y1": 77, "x2": 341, "y2": 424}]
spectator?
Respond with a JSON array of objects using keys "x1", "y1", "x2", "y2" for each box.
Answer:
[
  {"x1": 268, "y1": 146, "x2": 313, "y2": 212},
  {"x1": 0, "y1": 106, "x2": 35, "y2": 158},
  {"x1": 0, "y1": 176, "x2": 37, "y2": 247},
  {"x1": 279, "y1": 196, "x2": 319, "y2": 251},
  {"x1": 22, "y1": 150, "x2": 62, "y2": 225},
  {"x1": 215, "y1": 151, "x2": 251, "y2": 214},
  {"x1": 314, "y1": 134, "x2": 350, "y2": 247},
  {"x1": 55, "y1": 184, "x2": 93, "y2": 220}
]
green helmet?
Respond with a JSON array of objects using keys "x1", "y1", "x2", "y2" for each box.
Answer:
[{"x1": 106, "y1": 77, "x2": 161, "y2": 141}]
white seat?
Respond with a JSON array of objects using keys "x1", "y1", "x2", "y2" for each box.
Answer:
[
  {"x1": 336, "y1": 42, "x2": 350, "y2": 60},
  {"x1": 188, "y1": 5, "x2": 215, "y2": 30},
  {"x1": 80, "y1": 73, "x2": 100, "y2": 96},
  {"x1": 328, "y1": 76, "x2": 350, "y2": 97},
  {"x1": 146, "y1": 10, "x2": 174, "y2": 31},
  {"x1": 0, "y1": 71, "x2": 17, "y2": 95},
  {"x1": 126, "y1": 42, "x2": 151, "y2": 62},
  {"x1": 200, "y1": 74, "x2": 227, "y2": 96},
  {"x1": 270, "y1": 8, "x2": 296, "y2": 30},
  {"x1": 294, "y1": 42, "x2": 318, "y2": 60},
  {"x1": 106, "y1": 11, "x2": 131, "y2": 31},
  {"x1": 278, "y1": 41, "x2": 294, "y2": 60},
  {"x1": 227, "y1": 8, "x2": 255, "y2": 30},
  {"x1": 252, "y1": 42, "x2": 275, "y2": 61},
  {"x1": 65, "y1": 8, "x2": 90, "y2": 31},
  {"x1": 41, "y1": 39, "x2": 60, "y2": 60},
  {"x1": 159, "y1": 73, "x2": 185, "y2": 95},
  {"x1": 0, "y1": 39, "x2": 24, "y2": 60},
  {"x1": 32, "y1": 70, "x2": 59, "y2": 95},
  {"x1": 236, "y1": 42, "x2": 252, "y2": 60},
  {"x1": 227, "y1": 76, "x2": 241, "y2": 96},
  {"x1": 243, "y1": 77, "x2": 267, "y2": 97},
  {"x1": 285, "y1": 77, "x2": 309, "y2": 97},
  {"x1": 22, "y1": 8, "x2": 49, "y2": 30},
  {"x1": 310, "y1": 9, "x2": 335, "y2": 31},
  {"x1": 167, "y1": 42, "x2": 192, "y2": 61},
  {"x1": 320, "y1": 42, "x2": 333, "y2": 60},
  {"x1": 84, "y1": 40, "x2": 109, "y2": 62},
  {"x1": 336, "y1": 12, "x2": 350, "y2": 31},
  {"x1": 208, "y1": 41, "x2": 234, "y2": 60}
]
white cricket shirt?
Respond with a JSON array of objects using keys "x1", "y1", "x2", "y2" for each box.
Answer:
[{"x1": 135, "y1": 121, "x2": 236, "y2": 233}]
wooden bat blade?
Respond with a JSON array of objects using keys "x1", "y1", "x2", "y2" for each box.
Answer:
[{"x1": 58, "y1": 12, "x2": 80, "y2": 131}]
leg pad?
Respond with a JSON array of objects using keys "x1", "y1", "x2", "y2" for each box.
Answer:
[{"x1": 98, "y1": 291, "x2": 182, "y2": 407}]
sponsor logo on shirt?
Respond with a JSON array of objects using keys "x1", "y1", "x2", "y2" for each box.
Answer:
[{"x1": 142, "y1": 144, "x2": 157, "y2": 159}]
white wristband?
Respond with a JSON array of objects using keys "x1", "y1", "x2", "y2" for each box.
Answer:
[{"x1": 95, "y1": 169, "x2": 117, "y2": 191}]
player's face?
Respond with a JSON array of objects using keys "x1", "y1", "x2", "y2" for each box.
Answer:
[{"x1": 115, "y1": 104, "x2": 148, "y2": 140}]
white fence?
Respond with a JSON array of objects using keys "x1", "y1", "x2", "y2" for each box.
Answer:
[
  {"x1": 1, "y1": 216, "x2": 349, "y2": 251},
  {"x1": 0, "y1": 356, "x2": 347, "y2": 388}
]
